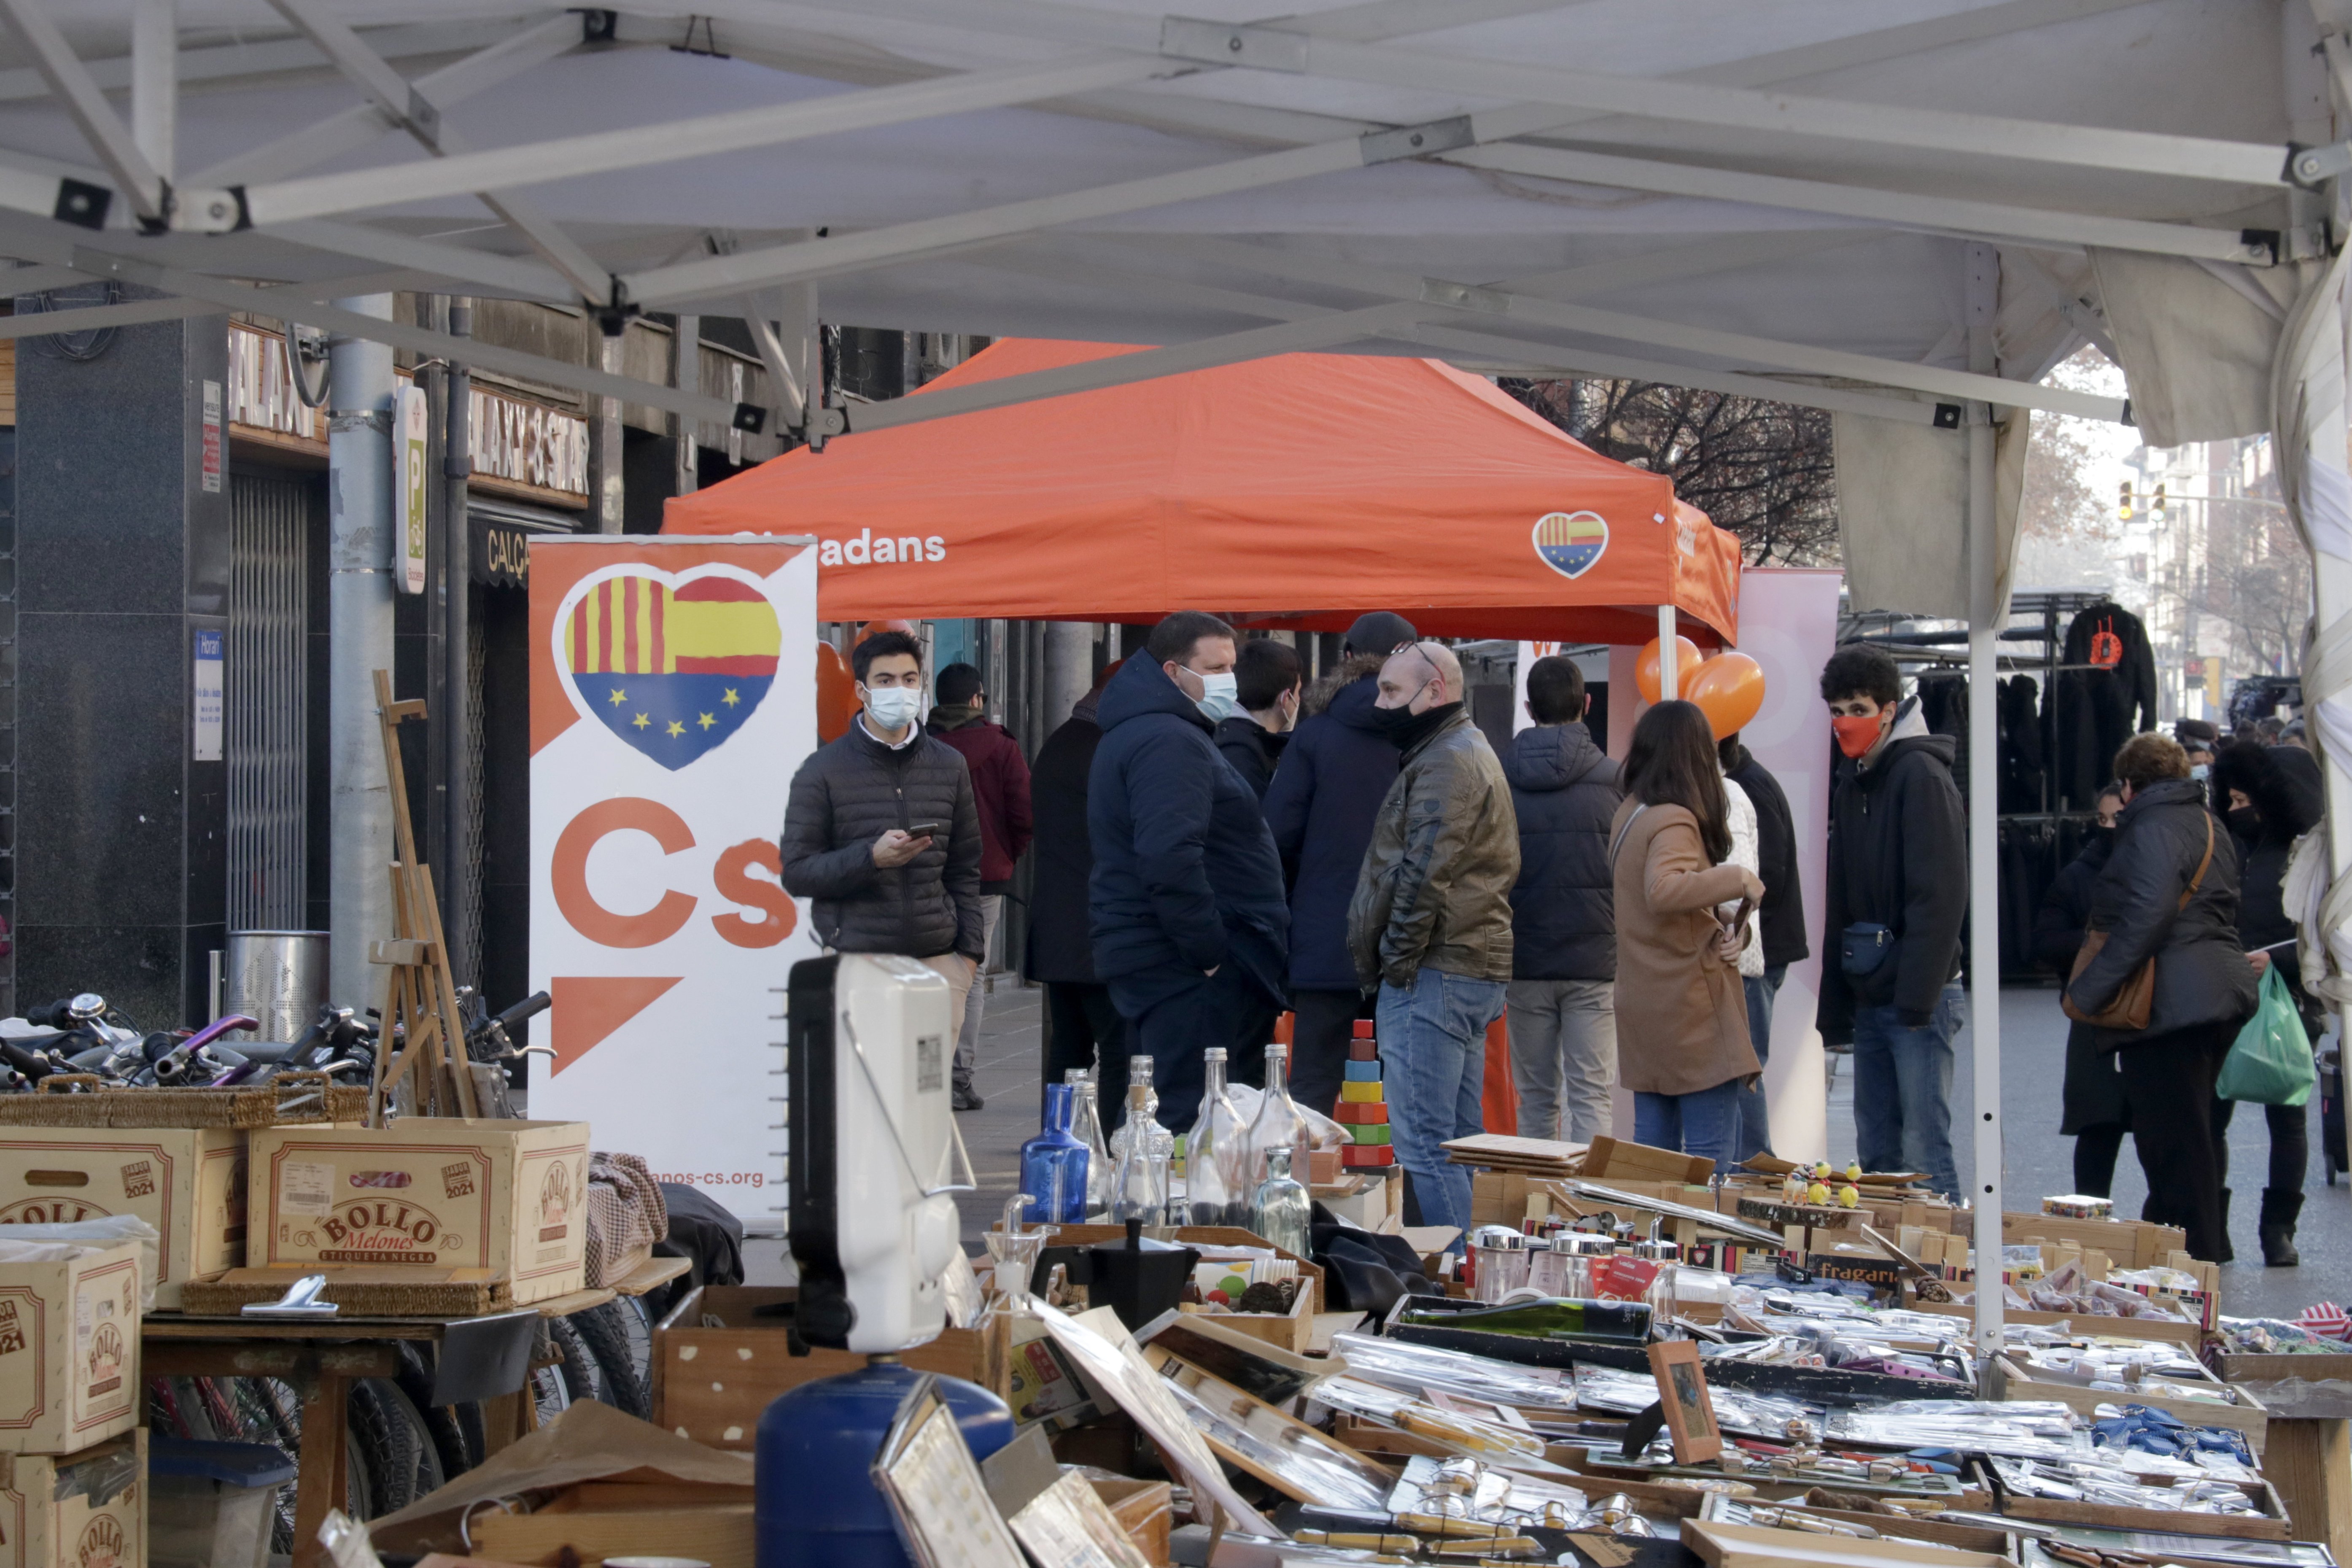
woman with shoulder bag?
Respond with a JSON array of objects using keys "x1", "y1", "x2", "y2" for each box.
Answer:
[
  {"x1": 2063, "y1": 732, "x2": 2258, "y2": 1262},
  {"x1": 1609, "y1": 701, "x2": 1765, "y2": 1164}
]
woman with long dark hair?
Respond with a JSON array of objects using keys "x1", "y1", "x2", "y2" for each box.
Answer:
[{"x1": 1608, "y1": 701, "x2": 1765, "y2": 1163}]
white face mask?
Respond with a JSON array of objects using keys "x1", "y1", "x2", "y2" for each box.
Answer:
[
  {"x1": 2190, "y1": 762, "x2": 2210, "y2": 781},
  {"x1": 1193, "y1": 669, "x2": 1240, "y2": 722},
  {"x1": 862, "y1": 684, "x2": 922, "y2": 730}
]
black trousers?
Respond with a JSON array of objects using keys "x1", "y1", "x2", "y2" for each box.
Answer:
[
  {"x1": 2212, "y1": 1095, "x2": 2310, "y2": 1197},
  {"x1": 2072, "y1": 1124, "x2": 2127, "y2": 1198},
  {"x1": 2117, "y1": 1023, "x2": 2234, "y2": 1262},
  {"x1": 1117, "y1": 967, "x2": 1277, "y2": 1132},
  {"x1": 1290, "y1": 987, "x2": 1373, "y2": 1122},
  {"x1": 1041, "y1": 982, "x2": 1131, "y2": 1126}
]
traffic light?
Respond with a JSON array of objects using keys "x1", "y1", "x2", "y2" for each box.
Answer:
[
  {"x1": 2153, "y1": 483, "x2": 2168, "y2": 523},
  {"x1": 2118, "y1": 481, "x2": 2134, "y2": 520}
]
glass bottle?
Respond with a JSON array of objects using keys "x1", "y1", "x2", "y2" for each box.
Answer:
[
  {"x1": 1066, "y1": 1068, "x2": 1113, "y2": 1216},
  {"x1": 1392, "y1": 1296, "x2": 1654, "y2": 1345},
  {"x1": 1249, "y1": 1144, "x2": 1311, "y2": 1256},
  {"x1": 1245, "y1": 1042, "x2": 1311, "y2": 1188},
  {"x1": 1110, "y1": 1083, "x2": 1170, "y2": 1226},
  {"x1": 1020, "y1": 1083, "x2": 1091, "y2": 1224},
  {"x1": 1186, "y1": 1048, "x2": 1248, "y2": 1226},
  {"x1": 1110, "y1": 1055, "x2": 1175, "y2": 1165}
]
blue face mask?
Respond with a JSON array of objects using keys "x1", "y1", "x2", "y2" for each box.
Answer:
[
  {"x1": 2190, "y1": 762, "x2": 2210, "y2": 782},
  {"x1": 1192, "y1": 669, "x2": 1240, "y2": 722}
]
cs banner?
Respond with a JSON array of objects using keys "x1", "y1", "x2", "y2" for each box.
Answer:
[{"x1": 528, "y1": 535, "x2": 818, "y2": 1221}]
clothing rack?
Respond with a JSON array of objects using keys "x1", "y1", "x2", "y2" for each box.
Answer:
[{"x1": 1842, "y1": 590, "x2": 2119, "y2": 981}]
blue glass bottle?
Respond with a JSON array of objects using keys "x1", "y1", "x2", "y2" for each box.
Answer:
[{"x1": 1021, "y1": 1082, "x2": 1091, "y2": 1224}]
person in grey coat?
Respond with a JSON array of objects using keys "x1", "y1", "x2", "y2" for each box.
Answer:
[
  {"x1": 780, "y1": 630, "x2": 986, "y2": 1040},
  {"x1": 2064, "y1": 730, "x2": 2258, "y2": 1263},
  {"x1": 1500, "y1": 655, "x2": 1622, "y2": 1143}
]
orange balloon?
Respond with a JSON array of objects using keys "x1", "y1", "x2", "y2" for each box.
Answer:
[
  {"x1": 1634, "y1": 634, "x2": 1703, "y2": 704},
  {"x1": 816, "y1": 640, "x2": 857, "y2": 743},
  {"x1": 1687, "y1": 651, "x2": 1766, "y2": 740}
]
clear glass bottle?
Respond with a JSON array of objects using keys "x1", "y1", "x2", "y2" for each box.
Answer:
[
  {"x1": 1110, "y1": 1055, "x2": 1175, "y2": 1166},
  {"x1": 1249, "y1": 1145, "x2": 1311, "y2": 1256},
  {"x1": 1020, "y1": 1082, "x2": 1091, "y2": 1224},
  {"x1": 1185, "y1": 1048, "x2": 1248, "y2": 1226},
  {"x1": 1111, "y1": 1083, "x2": 1170, "y2": 1226},
  {"x1": 1245, "y1": 1042, "x2": 1311, "y2": 1188},
  {"x1": 1066, "y1": 1068, "x2": 1113, "y2": 1216}
]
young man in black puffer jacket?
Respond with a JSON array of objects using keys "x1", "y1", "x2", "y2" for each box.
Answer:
[
  {"x1": 1500, "y1": 654, "x2": 1621, "y2": 1144},
  {"x1": 780, "y1": 630, "x2": 986, "y2": 1047}
]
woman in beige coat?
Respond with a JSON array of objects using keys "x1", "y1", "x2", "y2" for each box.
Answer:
[{"x1": 1609, "y1": 700, "x2": 1765, "y2": 1164}]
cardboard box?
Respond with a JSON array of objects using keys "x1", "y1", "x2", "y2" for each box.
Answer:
[
  {"x1": 1995, "y1": 1354, "x2": 2266, "y2": 1454},
  {"x1": 0, "y1": 1431, "x2": 144, "y2": 1568},
  {"x1": 652, "y1": 1286, "x2": 1006, "y2": 1450},
  {"x1": 2004, "y1": 1210, "x2": 2186, "y2": 1269},
  {"x1": 248, "y1": 1118, "x2": 590, "y2": 1305},
  {"x1": 1899, "y1": 1291, "x2": 2204, "y2": 1347},
  {"x1": 0, "y1": 1242, "x2": 139, "y2": 1456},
  {"x1": 0, "y1": 1128, "x2": 243, "y2": 1312}
]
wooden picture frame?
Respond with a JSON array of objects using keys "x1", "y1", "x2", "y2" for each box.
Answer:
[{"x1": 1647, "y1": 1340, "x2": 1722, "y2": 1464}]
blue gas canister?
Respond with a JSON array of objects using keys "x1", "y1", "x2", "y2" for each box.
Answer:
[{"x1": 755, "y1": 1359, "x2": 1015, "y2": 1568}]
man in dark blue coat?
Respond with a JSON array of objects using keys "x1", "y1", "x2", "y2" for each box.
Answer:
[
  {"x1": 1263, "y1": 612, "x2": 1417, "y2": 1118},
  {"x1": 1089, "y1": 612, "x2": 1290, "y2": 1129}
]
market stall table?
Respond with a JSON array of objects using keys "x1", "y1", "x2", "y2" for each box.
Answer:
[{"x1": 140, "y1": 1254, "x2": 690, "y2": 1568}]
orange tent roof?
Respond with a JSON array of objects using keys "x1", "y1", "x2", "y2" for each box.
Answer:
[{"x1": 663, "y1": 338, "x2": 1741, "y2": 645}]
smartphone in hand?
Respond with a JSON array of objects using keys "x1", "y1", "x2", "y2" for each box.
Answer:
[{"x1": 904, "y1": 821, "x2": 945, "y2": 839}]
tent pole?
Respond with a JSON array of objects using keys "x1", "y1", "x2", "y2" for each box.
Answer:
[
  {"x1": 1964, "y1": 242, "x2": 2005, "y2": 1384},
  {"x1": 1658, "y1": 604, "x2": 1678, "y2": 699}
]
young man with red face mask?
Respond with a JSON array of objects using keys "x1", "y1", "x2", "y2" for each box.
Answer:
[{"x1": 1816, "y1": 645, "x2": 1967, "y2": 1199}]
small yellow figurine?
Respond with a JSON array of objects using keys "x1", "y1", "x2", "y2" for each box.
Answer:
[
  {"x1": 1806, "y1": 1181, "x2": 1831, "y2": 1205},
  {"x1": 1845, "y1": 1162, "x2": 1862, "y2": 1182},
  {"x1": 1837, "y1": 1185, "x2": 1861, "y2": 1208},
  {"x1": 1813, "y1": 1161, "x2": 1832, "y2": 1180}
]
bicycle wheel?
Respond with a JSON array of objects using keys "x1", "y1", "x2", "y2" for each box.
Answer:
[
  {"x1": 361, "y1": 1377, "x2": 447, "y2": 1512},
  {"x1": 395, "y1": 1341, "x2": 478, "y2": 1481},
  {"x1": 531, "y1": 1317, "x2": 596, "y2": 1429},
  {"x1": 571, "y1": 1302, "x2": 649, "y2": 1419}
]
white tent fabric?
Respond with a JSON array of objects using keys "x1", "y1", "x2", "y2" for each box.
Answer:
[{"x1": 0, "y1": 0, "x2": 2346, "y2": 1370}]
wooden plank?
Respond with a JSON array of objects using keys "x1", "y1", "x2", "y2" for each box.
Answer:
[
  {"x1": 612, "y1": 1255, "x2": 692, "y2": 1297},
  {"x1": 482, "y1": 1390, "x2": 529, "y2": 1458},
  {"x1": 1684, "y1": 1517, "x2": 2010, "y2": 1568},
  {"x1": 536, "y1": 1286, "x2": 621, "y2": 1319},
  {"x1": 143, "y1": 1341, "x2": 399, "y2": 1379},
  {"x1": 292, "y1": 1372, "x2": 352, "y2": 1568},
  {"x1": 473, "y1": 1503, "x2": 754, "y2": 1568},
  {"x1": 2262, "y1": 1418, "x2": 2352, "y2": 1568}
]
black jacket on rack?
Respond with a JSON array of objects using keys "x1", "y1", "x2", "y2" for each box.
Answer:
[
  {"x1": 2000, "y1": 675, "x2": 2045, "y2": 814},
  {"x1": 2053, "y1": 602, "x2": 2157, "y2": 807}
]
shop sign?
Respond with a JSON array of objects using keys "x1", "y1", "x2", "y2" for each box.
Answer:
[
  {"x1": 191, "y1": 627, "x2": 223, "y2": 762},
  {"x1": 527, "y1": 537, "x2": 819, "y2": 1220},
  {"x1": 471, "y1": 516, "x2": 542, "y2": 588},
  {"x1": 470, "y1": 385, "x2": 589, "y2": 501},
  {"x1": 394, "y1": 384, "x2": 430, "y2": 594}
]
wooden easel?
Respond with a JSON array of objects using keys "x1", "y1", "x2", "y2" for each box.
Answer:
[{"x1": 366, "y1": 668, "x2": 482, "y2": 1123}]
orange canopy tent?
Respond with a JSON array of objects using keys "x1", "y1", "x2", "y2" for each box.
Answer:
[{"x1": 664, "y1": 338, "x2": 1741, "y2": 646}]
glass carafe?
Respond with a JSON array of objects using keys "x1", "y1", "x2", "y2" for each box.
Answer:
[
  {"x1": 1020, "y1": 1083, "x2": 1091, "y2": 1224},
  {"x1": 1249, "y1": 1145, "x2": 1311, "y2": 1256},
  {"x1": 1185, "y1": 1048, "x2": 1248, "y2": 1226},
  {"x1": 1111, "y1": 1083, "x2": 1170, "y2": 1226},
  {"x1": 1066, "y1": 1068, "x2": 1113, "y2": 1216},
  {"x1": 1245, "y1": 1042, "x2": 1311, "y2": 1188}
]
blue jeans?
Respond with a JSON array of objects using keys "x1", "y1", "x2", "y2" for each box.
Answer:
[
  {"x1": 1378, "y1": 967, "x2": 1508, "y2": 1234},
  {"x1": 1735, "y1": 966, "x2": 1786, "y2": 1164},
  {"x1": 1852, "y1": 984, "x2": 1965, "y2": 1199},
  {"x1": 1634, "y1": 1080, "x2": 1746, "y2": 1167}
]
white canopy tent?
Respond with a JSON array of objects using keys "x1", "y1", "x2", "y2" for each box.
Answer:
[{"x1": 0, "y1": 0, "x2": 2345, "y2": 1367}]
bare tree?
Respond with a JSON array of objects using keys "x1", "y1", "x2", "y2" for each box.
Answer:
[{"x1": 1501, "y1": 378, "x2": 1840, "y2": 565}]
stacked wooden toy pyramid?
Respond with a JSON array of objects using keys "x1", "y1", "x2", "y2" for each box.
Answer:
[{"x1": 1336, "y1": 1020, "x2": 1393, "y2": 1168}]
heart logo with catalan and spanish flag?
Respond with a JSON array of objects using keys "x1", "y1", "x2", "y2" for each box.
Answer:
[
  {"x1": 562, "y1": 569, "x2": 779, "y2": 770},
  {"x1": 1533, "y1": 510, "x2": 1609, "y2": 579}
]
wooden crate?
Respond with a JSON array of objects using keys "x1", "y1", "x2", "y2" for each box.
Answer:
[
  {"x1": 473, "y1": 1496, "x2": 753, "y2": 1568},
  {"x1": 651, "y1": 1286, "x2": 1007, "y2": 1449},
  {"x1": 1584, "y1": 1136, "x2": 1712, "y2": 1185},
  {"x1": 1996, "y1": 1355, "x2": 2266, "y2": 1454},
  {"x1": 1685, "y1": 1516, "x2": 2012, "y2": 1568},
  {"x1": 1973, "y1": 1458, "x2": 2293, "y2": 1540},
  {"x1": 2002, "y1": 1211, "x2": 2187, "y2": 1269},
  {"x1": 1091, "y1": 1477, "x2": 1172, "y2": 1566},
  {"x1": 1898, "y1": 1292, "x2": 2204, "y2": 1348}
]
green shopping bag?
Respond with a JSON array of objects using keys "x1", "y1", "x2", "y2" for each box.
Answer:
[{"x1": 2215, "y1": 965, "x2": 2316, "y2": 1107}]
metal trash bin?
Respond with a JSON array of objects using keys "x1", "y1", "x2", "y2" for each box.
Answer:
[{"x1": 224, "y1": 930, "x2": 328, "y2": 1041}]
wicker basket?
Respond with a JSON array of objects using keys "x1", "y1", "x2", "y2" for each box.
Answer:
[{"x1": 0, "y1": 1071, "x2": 366, "y2": 1129}]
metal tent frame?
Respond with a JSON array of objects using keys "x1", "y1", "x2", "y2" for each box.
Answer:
[{"x1": 2, "y1": 0, "x2": 2350, "y2": 1371}]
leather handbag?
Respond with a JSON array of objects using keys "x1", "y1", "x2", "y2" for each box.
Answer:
[{"x1": 2062, "y1": 810, "x2": 2214, "y2": 1032}]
